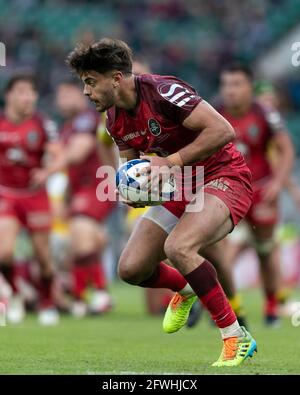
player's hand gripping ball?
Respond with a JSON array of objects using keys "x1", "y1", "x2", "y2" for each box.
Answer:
[{"x1": 116, "y1": 159, "x2": 176, "y2": 206}]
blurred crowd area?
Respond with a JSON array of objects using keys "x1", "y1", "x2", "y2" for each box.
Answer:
[{"x1": 0, "y1": 0, "x2": 300, "y2": 145}]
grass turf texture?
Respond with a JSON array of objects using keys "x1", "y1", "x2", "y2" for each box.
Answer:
[{"x1": 1, "y1": 282, "x2": 300, "y2": 375}]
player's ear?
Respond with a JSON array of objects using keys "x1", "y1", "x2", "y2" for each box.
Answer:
[{"x1": 112, "y1": 71, "x2": 123, "y2": 87}]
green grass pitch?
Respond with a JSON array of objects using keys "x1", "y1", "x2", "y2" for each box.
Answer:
[{"x1": 1, "y1": 282, "x2": 300, "y2": 375}]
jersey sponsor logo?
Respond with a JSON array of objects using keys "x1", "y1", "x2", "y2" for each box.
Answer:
[
  {"x1": 123, "y1": 130, "x2": 147, "y2": 142},
  {"x1": 148, "y1": 118, "x2": 161, "y2": 136},
  {"x1": 0, "y1": 131, "x2": 20, "y2": 143},
  {"x1": 157, "y1": 83, "x2": 196, "y2": 108},
  {"x1": 6, "y1": 148, "x2": 28, "y2": 164}
]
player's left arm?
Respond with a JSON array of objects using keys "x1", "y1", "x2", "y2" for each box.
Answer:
[
  {"x1": 285, "y1": 177, "x2": 300, "y2": 209},
  {"x1": 30, "y1": 118, "x2": 64, "y2": 187},
  {"x1": 141, "y1": 100, "x2": 235, "y2": 168},
  {"x1": 170, "y1": 100, "x2": 235, "y2": 166},
  {"x1": 263, "y1": 131, "x2": 295, "y2": 202}
]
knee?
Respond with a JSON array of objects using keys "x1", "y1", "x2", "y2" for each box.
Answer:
[
  {"x1": 164, "y1": 237, "x2": 189, "y2": 267},
  {"x1": 164, "y1": 236, "x2": 204, "y2": 267},
  {"x1": 118, "y1": 254, "x2": 144, "y2": 285},
  {"x1": 253, "y1": 237, "x2": 275, "y2": 257}
]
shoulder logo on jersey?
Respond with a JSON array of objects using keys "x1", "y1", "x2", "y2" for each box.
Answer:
[
  {"x1": 26, "y1": 130, "x2": 39, "y2": 147},
  {"x1": 148, "y1": 118, "x2": 161, "y2": 136},
  {"x1": 157, "y1": 83, "x2": 196, "y2": 108}
]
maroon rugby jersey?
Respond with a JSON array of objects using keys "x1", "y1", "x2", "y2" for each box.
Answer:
[
  {"x1": 60, "y1": 109, "x2": 103, "y2": 193},
  {"x1": 107, "y1": 74, "x2": 249, "y2": 183},
  {"x1": 218, "y1": 102, "x2": 286, "y2": 182},
  {"x1": 0, "y1": 112, "x2": 57, "y2": 189}
]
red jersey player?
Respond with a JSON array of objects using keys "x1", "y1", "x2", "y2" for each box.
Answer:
[
  {"x1": 48, "y1": 80, "x2": 115, "y2": 314},
  {"x1": 218, "y1": 63, "x2": 294, "y2": 325},
  {"x1": 0, "y1": 75, "x2": 59, "y2": 325},
  {"x1": 67, "y1": 38, "x2": 257, "y2": 367}
]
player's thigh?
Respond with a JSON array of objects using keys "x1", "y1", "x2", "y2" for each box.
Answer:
[
  {"x1": 119, "y1": 215, "x2": 168, "y2": 281},
  {"x1": 69, "y1": 215, "x2": 105, "y2": 255},
  {"x1": 0, "y1": 216, "x2": 20, "y2": 260},
  {"x1": 164, "y1": 193, "x2": 233, "y2": 273}
]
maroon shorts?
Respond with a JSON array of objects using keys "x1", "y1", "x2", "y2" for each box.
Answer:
[
  {"x1": 70, "y1": 187, "x2": 115, "y2": 222},
  {"x1": 246, "y1": 179, "x2": 279, "y2": 227},
  {"x1": 0, "y1": 187, "x2": 51, "y2": 232},
  {"x1": 163, "y1": 169, "x2": 253, "y2": 227}
]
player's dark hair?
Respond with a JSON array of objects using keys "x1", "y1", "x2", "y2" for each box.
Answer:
[
  {"x1": 221, "y1": 62, "x2": 253, "y2": 81},
  {"x1": 4, "y1": 74, "x2": 37, "y2": 94},
  {"x1": 66, "y1": 38, "x2": 133, "y2": 75}
]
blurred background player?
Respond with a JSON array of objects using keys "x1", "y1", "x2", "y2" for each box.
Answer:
[
  {"x1": 218, "y1": 63, "x2": 295, "y2": 326},
  {"x1": 53, "y1": 80, "x2": 115, "y2": 315},
  {"x1": 0, "y1": 75, "x2": 59, "y2": 325}
]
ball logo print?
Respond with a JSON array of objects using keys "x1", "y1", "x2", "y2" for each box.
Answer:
[
  {"x1": 0, "y1": 42, "x2": 6, "y2": 66},
  {"x1": 116, "y1": 159, "x2": 176, "y2": 204}
]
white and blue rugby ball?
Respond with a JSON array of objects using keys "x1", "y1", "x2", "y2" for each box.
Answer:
[{"x1": 116, "y1": 159, "x2": 176, "y2": 205}]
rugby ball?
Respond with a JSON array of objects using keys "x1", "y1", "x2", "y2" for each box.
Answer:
[{"x1": 116, "y1": 159, "x2": 176, "y2": 205}]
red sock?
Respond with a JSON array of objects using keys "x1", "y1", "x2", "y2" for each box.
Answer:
[
  {"x1": 38, "y1": 276, "x2": 54, "y2": 308},
  {"x1": 184, "y1": 260, "x2": 237, "y2": 328},
  {"x1": 73, "y1": 265, "x2": 89, "y2": 299},
  {"x1": 265, "y1": 292, "x2": 278, "y2": 316},
  {"x1": 89, "y1": 262, "x2": 107, "y2": 290},
  {"x1": 73, "y1": 253, "x2": 107, "y2": 299},
  {"x1": 1, "y1": 264, "x2": 18, "y2": 294},
  {"x1": 139, "y1": 262, "x2": 187, "y2": 292}
]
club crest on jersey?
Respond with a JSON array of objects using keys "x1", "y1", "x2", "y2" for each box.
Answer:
[
  {"x1": 148, "y1": 118, "x2": 161, "y2": 136},
  {"x1": 27, "y1": 130, "x2": 39, "y2": 146},
  {"x1": 248, "y1": 125, "x2": 259, "y2": 139}
]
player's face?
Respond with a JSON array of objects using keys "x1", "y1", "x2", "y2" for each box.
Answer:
[
  {"x1": 220, "y1": 72, "x2": 253, "y2": 108},
  {"x1": 81, "y1": 71, "x2": 116, "y2": 113},
  {"x1": 6, "y1": 81, "x2": 37, "y2": 117},
  {"x1": 56, "y1": 84, "x2": 84, "y2": 117}
]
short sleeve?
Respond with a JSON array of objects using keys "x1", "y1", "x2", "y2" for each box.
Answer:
[
  {"x1": 261, "y1": 104, "x2": 287, "y2": 135},
  {"x1": 148, "y1": 76, "x2": 202, "y2": 124},
  {"x1": 72, "y1": 112, "x2": 97, "y2": 135},
  {"x1": 43, "y1": 118, "x2": 59, "y2": 141}
]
